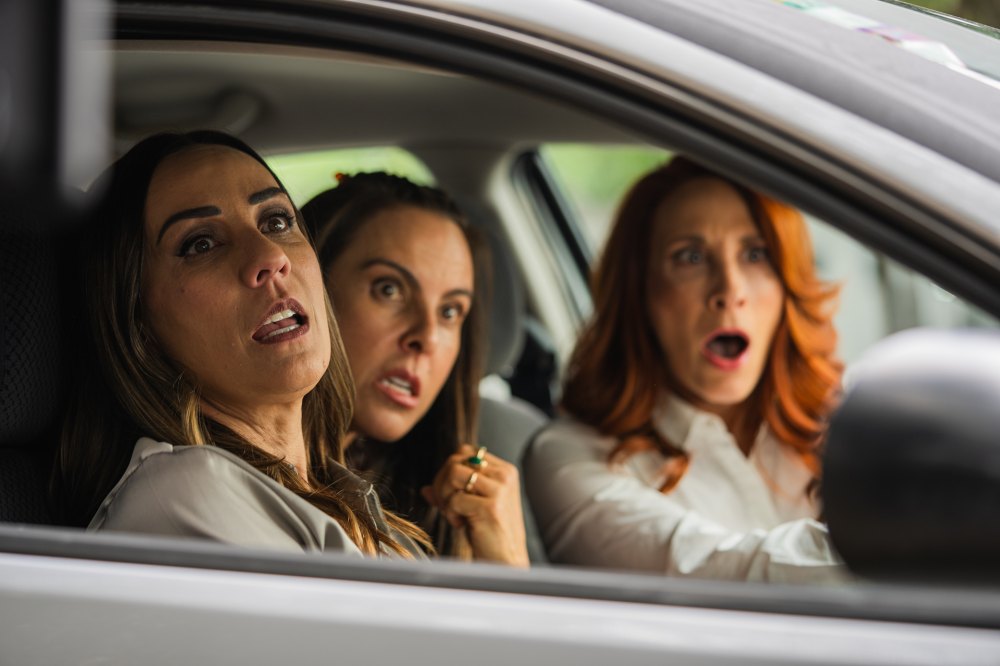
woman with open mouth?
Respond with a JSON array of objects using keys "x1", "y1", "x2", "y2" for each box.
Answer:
[
  {"x1": 524, "y1": 156, "x2": 847, "y2": 582},
  {"x1": 302, "y1": 173, "x2": 529, "y2": 566},
  {"x1": 55, "y1": 131, "x2": 427, "y2": 559}
]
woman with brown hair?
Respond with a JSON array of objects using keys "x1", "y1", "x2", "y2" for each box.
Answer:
[
  {"x1": 54, "y1": 132, "x2": 426, "y2": 558},
  {"x1": 524, "y1": 156, "x2": 847, "y2": 582},
  {"x1": 302, "y1": 174, "x2": 528, "y2": 566}
]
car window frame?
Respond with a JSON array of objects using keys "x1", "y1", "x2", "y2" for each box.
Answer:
[
  {"x1": 114, "y1": 0, "x2": 1000, "y2": 317},
  {"x1": 10, "y1": 0, "x2": 1000, "y2": 628}
]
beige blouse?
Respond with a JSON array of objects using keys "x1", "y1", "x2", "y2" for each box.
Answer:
[{"x1": 90, "y1": 437, "x2": 425, "y2": 559}]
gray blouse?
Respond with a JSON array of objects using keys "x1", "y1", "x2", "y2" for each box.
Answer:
[{"x1": 90, "y1": 437, "x2": 426, "y2": 559}]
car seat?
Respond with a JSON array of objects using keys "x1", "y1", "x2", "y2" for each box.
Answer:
[
  {"x1": 0, "y1": 223, "x2": 64, "y2": 524},
  {"x1": 475, "y1": 223, "x2": 550, "y2": 564}
]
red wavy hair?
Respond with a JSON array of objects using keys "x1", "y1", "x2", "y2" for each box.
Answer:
[{"x1": 561, "y1": 157, "x2": 842, "y2": 492}]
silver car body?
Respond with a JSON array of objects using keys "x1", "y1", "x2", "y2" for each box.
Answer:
[{"x1": 3, "y1": 0, "x2": 1000, "y2": 663}]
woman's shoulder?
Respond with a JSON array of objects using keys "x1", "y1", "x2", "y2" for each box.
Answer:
[
  {"x1": 88, "y1": 437, "x2": 362, "y2": 554},
  {"x1": 116, "y1": 437, "x2": 269, "y2": 489},
  {"x1": 535, "y1": 416, "x2": 610, "y2": 443},
  {"x1": 526, "y1": 416, "x2": 616, "y2": 467},
  {"x1": 92, "y1": 438, "x2": 279, "y2": 524}
]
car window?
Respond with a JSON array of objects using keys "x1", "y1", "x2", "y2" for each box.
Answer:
[
  {"x1": 266, "y1": 147, "x2": 434, "y2": 208},
  {"x1": 538, "y1": 144, "x2": 671, "y2": 252},
  {"x1": 537, "y1": 142, "x2": 999, "y2": 370}
]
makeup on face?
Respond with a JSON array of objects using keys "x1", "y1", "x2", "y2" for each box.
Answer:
[
  {"x1": 141, "y1": 145, "x2": 332, "y2": 410},
  {"x1": 325, "y1": 205, "x2": 474, "y2": 443},
  {"x1": 251, "y1": 298, "x2": 309, "y2": 344},
  {"x1": 646, "y1": 178, "x2": 784, "y2": 413}
]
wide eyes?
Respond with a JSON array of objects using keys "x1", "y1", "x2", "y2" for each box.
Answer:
[
  {"x1": 667, "y1": 242, "x2": 770, "y2": 269},
  {"x1": 174, "y1": 206, "x2": 296, "y2": 259},
  {"x1": 261, "y1": 210, "x2": 295, "y2": 235},
  {"x1": 672, "y1": 247, "x2": 705, "y2": 266},
  {"x1": 370, "y1": 276, "x2": 468, "y2": 325},
  {"x1": 372, "y1": 278, "x2": 403, "y2": 300},
  {"x1": 179, "y1": 236, "x2": 218, "y2": 257},
  {"x1": 441, "y1": 303, "x2": 466, "y2": 322}
]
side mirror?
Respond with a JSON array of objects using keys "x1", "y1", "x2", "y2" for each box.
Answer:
[{"x1": 823, "y1": 328, "x2": 1000, "y2": 583}]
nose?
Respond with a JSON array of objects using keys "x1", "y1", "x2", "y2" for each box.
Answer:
[
  {"x1": 707, "y1": 260, "x2": 747, "y2": 311},
  {"x1": 242, "y1": 233, "x2": 291, "y2": 288},
  {"x1": 400, "y1": 304, "x2": 439, "y2": 355}
]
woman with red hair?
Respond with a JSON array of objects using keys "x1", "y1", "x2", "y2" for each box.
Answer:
[{"x1": 524, "y1": 156, "x2": 847, "y2": 582}]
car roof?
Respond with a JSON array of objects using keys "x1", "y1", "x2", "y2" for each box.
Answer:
[{"x1": 113, "y1": 42, "x2": 640, "y2": 159}]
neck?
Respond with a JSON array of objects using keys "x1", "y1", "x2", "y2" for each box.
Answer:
[
  {"x1": 719, "y1": 407, "x2": 758, "y2": 457},
  {"x1": 201, "y1": 399, "x2": 310, "y2": 479},
  {"x1": 684, "y1": 395, "x2": 760, "y2": 457}
]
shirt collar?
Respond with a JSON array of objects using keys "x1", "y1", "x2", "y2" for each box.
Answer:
[{"x1": 652, "y1": 392, "x2": 744, "y2": 453}]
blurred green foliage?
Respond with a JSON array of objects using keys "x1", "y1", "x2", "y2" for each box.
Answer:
[
  {"x1": 266, "y1": 147, "x2": 434, "y2": 208},
  {"x1": 540, "y1": 145, "x2": 670, "y2": 250}
]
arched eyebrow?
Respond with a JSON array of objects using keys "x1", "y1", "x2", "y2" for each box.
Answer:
[
  {"x1": 249, "y1": 187, "x2": 284, "y2": 205},
  {"x1": 155, "y1": 187, "x2": 287, "y2": 245},
  {"x1": 156, "y1": 206, "x2": 220, "y2": 245},
  {"x1": 362, "y1": 258, "x2": 473, "y2": 300}
]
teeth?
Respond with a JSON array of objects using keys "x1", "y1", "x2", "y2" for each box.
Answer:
[
  {"x1": 262, "y1": 323, "x2": 300, "y2": 340},
  {"x1": 380, "y1": 377, "x2": 413, "y2": 395},
  {"x1": 266, "y1": 309, "x2": 296, "y2": 325}
]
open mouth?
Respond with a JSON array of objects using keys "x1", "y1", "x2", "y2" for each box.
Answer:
[
  {"x1": 376, "y1": 370, "x2": 421, "y2": 407},
  {"x1": 252, "y1": 302, "x2": 307, "y2": 343},
  {"x1": 379, "y1": 376, "x2": 415, "y2": 397},
  {"x1": 702, "y1": 329, "x2": 750, "y2": 369}
]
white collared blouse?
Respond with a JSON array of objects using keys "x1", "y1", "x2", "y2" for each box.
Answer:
[{"x1": 524, "y1": 395, "x2": 847, "y2": 582}]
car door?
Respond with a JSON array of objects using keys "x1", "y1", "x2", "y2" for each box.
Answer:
[{"x1": 2, "y1": 1, "x2": 1000, "y2": 664}]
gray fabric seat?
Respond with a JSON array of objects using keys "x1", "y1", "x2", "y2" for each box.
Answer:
[
  {"x1": 478, "y1": 396, "x2": 548, "y2": 564},
  {"x1": 475, "y1": 222, "x2": 550, "y2": 563}
]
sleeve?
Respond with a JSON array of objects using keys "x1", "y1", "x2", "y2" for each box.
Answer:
[
  {"x1": 523, "y1": 421, "x2": 847, "y2": 583},
  {"x1": 91, "y1": 445, "x2": 363, "y2": 557}
]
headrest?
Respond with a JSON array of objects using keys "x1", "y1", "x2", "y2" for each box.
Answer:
[
  {"x1": 823, "y1": 328, "x2": 1000, "y2": 583},
  {"x1": 483, "y1": 226, "x2": 526, "y2": 377}
]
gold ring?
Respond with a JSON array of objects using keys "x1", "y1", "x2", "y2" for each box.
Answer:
[{"x1": 463, "y1": 471, "x2": 479, "y2": 493}]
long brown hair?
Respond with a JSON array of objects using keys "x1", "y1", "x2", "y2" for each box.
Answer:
[
  {"x1": 302, "y1": 173, "x2": 490, "y2": 555},
  {"x1": 562, "y1": 156, "x2": 842, "y2": 491},
  {"x1": 53, "y1": 131, "x2": 424, "y2": 555}
]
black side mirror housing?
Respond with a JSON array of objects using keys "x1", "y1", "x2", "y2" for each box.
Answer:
[{"x1": 823, "y1": 328, "x2": 1000, "y2": 583}]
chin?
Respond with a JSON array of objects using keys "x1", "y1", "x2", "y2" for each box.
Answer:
[
  {"x1": 356, "y1": 412, "x2": 418, "y2": 444},
  {"x1": 692, "y1": 381, "x2": 758, "y2": 409}
]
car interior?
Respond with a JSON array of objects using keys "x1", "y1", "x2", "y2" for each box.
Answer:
[
  {"x1": 2, "y1": 3, "x2": 1000, "y2": 600},
  {"x1": 2, "y1": 40, "x2": 633, "y2": 554}
]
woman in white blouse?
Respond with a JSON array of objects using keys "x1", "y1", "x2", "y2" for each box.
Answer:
[{"x1": 524, "y1": 156, "x2": 847, "y2": 582}]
